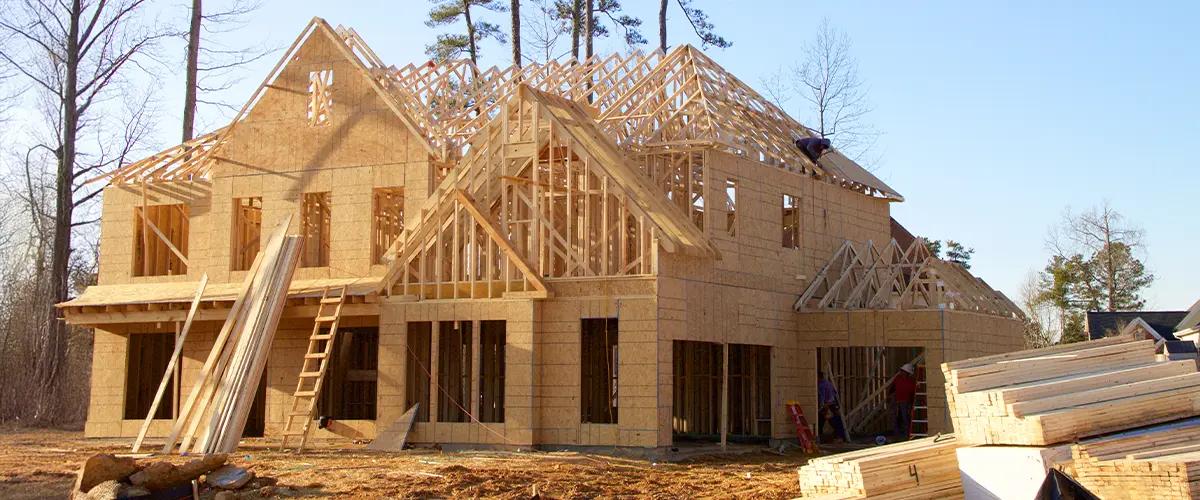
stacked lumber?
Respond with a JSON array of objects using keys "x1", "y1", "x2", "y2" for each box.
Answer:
[
  {"x1": 797, "y1": 434, "x2": 963, "y2": 499},
  {"x1": 162, "y1": 216, "x2": 302, "y2": 454},
  {"x1": 942, "y1": 337, "x2": 1200, "y2": 445},
  {"x1": 1070, "y1": 418, "x2": 1200, "y2": 499}
]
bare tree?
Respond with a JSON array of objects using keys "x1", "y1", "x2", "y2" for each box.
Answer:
[
  {"x1": 521, "y1": 0, "x2": 566, "y2": 62},
  {"x1": 0, "y1": 0, "x2": 169, "y2": 423},
  {"x1": 181, "y1": 0, "x2": 273, "y2": 141},
  {"x1": 760, "y1": 18, "x2": 879, "y2": 168},
  {"x1": 1018, "y1": 271, "x2": 1057, "y2": 348},
  {"x1": 1047, "y1": 201, "x2": 1154, "y2": 312}
]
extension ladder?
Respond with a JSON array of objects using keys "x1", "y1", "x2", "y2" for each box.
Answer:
[
  {"x1": 909, "y1": 363, "x2": 929, "y2": 439},
  {"x1": 279, "y1": 285, "x2": 349, "y2": 451}
]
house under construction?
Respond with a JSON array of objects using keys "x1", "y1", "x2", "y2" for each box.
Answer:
[{"x1": 61, "y1": 18, "x2": 1024, "y2": 451}]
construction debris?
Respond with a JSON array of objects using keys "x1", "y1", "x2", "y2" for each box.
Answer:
[
  {"x1": 70, "y1": 453, "x2": 254, "y2": 500},
  {"x1": 366, "y1": 403, "x2": 420, "y2": 452},
  {"x1": 944, "y1": 337, "x2": 1200, "y2": 445},
  {"x1": 796, "y1": 434, "x2": 963, "y2": 499},
  {"x1": 73, "y1": 454, "x2": 140, "y2": 494},
  {"x1": 206, "y1": 464, "x2": 253, "y2": 490},
  {"x1": 128, "y1": 455, "x2": 227, "y2": 492}
]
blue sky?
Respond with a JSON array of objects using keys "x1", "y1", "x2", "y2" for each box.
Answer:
[{"x1": 164, "y1": 1, "x2": 1198, "y2": 309}]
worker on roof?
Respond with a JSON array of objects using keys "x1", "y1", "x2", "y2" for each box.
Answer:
[
  {"x1": 889, "y1": 364, "x2": 917, "y2": 440},
  {"x1": 817, "y1": 371, "x2": 849, "y2": 444}
]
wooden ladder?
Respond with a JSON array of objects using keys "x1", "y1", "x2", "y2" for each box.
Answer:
[
  {"x1": 909, "y1": 362, "x2": 929, "y2": 439},
  {"x1": 279, "y1": 285, "x2": 349, "y2": 451}
]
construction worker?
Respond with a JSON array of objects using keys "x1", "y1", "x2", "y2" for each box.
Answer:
[
  {"x1": 817, "y1": 371, "x2": 850, "y2": 443},
  {"x1": 889, "y1": 364, "x2": 917, "y2": 439}
]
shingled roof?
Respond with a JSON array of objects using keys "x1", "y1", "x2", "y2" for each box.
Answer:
[{"x1": 1086, "y1": 311, "x2": 1189, "y2": 341}]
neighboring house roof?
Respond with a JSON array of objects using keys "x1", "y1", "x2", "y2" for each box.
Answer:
[
  {"x1": 889, "y1": 218, "x2": 917, "y2": 251},
  {"x1": 1086, "y1": 311, "x2": 1189, "y2": 341},
  {"x1": 1177, "y1": 298, "x2": 1200, "y2": 332}
]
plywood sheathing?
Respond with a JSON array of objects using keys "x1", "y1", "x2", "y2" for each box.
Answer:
[
  {"x1": 378, "y1": 299, "x2": 537, "y2": 447},
  {"x1": 92, "y1": 17, "x2": 436, "y2": 187},
  {"x1": 86, "y1": 314, "x2": 384, "y2": 440}
]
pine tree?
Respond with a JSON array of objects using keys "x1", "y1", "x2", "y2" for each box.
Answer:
[
  {"x1": 554, "y1": 0, "x2": 644, "y2": 59},
  {"x1": 658, "y1": 0, "x2": 730, "y2": 52},
  {"x1": 425, "y1": 0, "x2": 509, "y2": 64},
  {"x1": 945, "y1": 241, "x2": 975, "y2": 270},
  {"x1": 924, "y1": 239, "x2": 942, "y2": 259}
]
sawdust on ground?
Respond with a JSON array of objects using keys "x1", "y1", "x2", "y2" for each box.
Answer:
[{"x1": 0, "y1": 428, "x2": 813, "y2": 499}]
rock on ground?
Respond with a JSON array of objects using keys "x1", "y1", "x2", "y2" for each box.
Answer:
[
  {"x1": 73, "y1": 454, "x2": 142, "y2": 494},
  {"x1": 128, "y1": 454, "x2": 227, "y2": 492}
]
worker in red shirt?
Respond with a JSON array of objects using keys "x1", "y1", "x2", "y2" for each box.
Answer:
[{"x1": 889, "y1": 364, "x2": 917, "y2": 440}]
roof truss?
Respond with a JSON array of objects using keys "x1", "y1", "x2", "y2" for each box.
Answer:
[
  {"x1": 380, "y1": 85, "x2": 719, "y2": 295},
  {"x1": 98, "y1": 18, "x2": 901, "y2": 202},
  {"x1": 795, "y1": 238, "x2": 1024, "y2": 318}
]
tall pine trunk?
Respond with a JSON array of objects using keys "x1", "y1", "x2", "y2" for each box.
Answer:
[
  {"x1": 658, "y1": 0, "x2": 668, "y2": 53},
  {"x1": 463, "y1": 1, "x2": 478, "y2": 65},
  {"x1": 584, "y1": 0, "x2": 593, "y2": 59},
  {"x1": 511, "y1": 0, "x2": 520, "y2": 66},
  {"x1": 182, "y1": 0, "x2": 202, "y2": 142},
  {"x1": 570, "y1": 0, "x2": 581, "y2": 59}
]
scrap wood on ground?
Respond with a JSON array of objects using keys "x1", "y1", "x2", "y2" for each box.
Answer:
[{"x1": 0, "y1": 429, "x2": 810, "y2": 499}]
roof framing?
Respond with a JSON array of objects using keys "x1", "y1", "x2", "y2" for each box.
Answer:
[
  {"x1": 379, "y1": 85, "x2": 720, "y2": 295},
  {"x1": 795, "y1": 238, "x2": 1024, "y2": 318},
  {"x1": 98, "y1": 18, "x2": 900, "y2": 201}
]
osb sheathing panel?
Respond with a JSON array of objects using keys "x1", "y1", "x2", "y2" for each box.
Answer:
[
  {"x1": 215, "y1": 27, "x2": 428, "y2": 176},
  {"x1": 657, "y1": 274, "x2": 800, "y2": 441},
  {"x1": 97, "y1": 182, "x2": 213, "y2": 286},
  {"x1": 85, "y1": 315, "x2": 382, "y2": 441},
  {"x1": 97, "y1": 26, "x2": 432, "y2": 288},
  {"x1": 380, "y1": 299, "x2": 537, "y2": 447},
  {"x1": 532, "y1": 297, "x2": 661, "y2": 448},
  {"x1": 792, "y1": 310, "x2": 1022, "y2": 436},
  {"x1": 658, "y1": 150, "x2": 890, "y2": 296}
]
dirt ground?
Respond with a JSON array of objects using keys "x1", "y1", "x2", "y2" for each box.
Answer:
[{"x1": 0, "y1": 428, "x2": 816, "y2": 499}]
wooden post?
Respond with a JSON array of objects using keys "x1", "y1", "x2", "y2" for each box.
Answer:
[
  {"x1": 429, "y1": 322, "x2": 441, "y2": 423},
  {"x1": 721, "y1": 342, "x2": 728, "y2": 452},
  {"x1": 471, "y1": 319, "x2": 482, "y2": 418}
]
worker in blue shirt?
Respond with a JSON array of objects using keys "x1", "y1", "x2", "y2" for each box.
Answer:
[{"x1": 817, "y1": 371, "x2": 850, "y2": 443}]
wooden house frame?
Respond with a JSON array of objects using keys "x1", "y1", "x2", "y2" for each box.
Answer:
[{"x1": 62, "y1": 17, "x2": 1022, "y2": 450}]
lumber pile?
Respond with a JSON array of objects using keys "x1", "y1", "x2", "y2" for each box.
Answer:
[
  {"x1": 796, "y1": 434, "x2": 963, "y2": 499},
  {"x1": 161, "y1": 216, "x2": 302, "y2": 454},
  {"x1": 943, "y1": 336, "x2": 1200, "y2": 445},
  {"x1": 1070, "y1": 418, "x2": 1200, "y2": 499}
]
